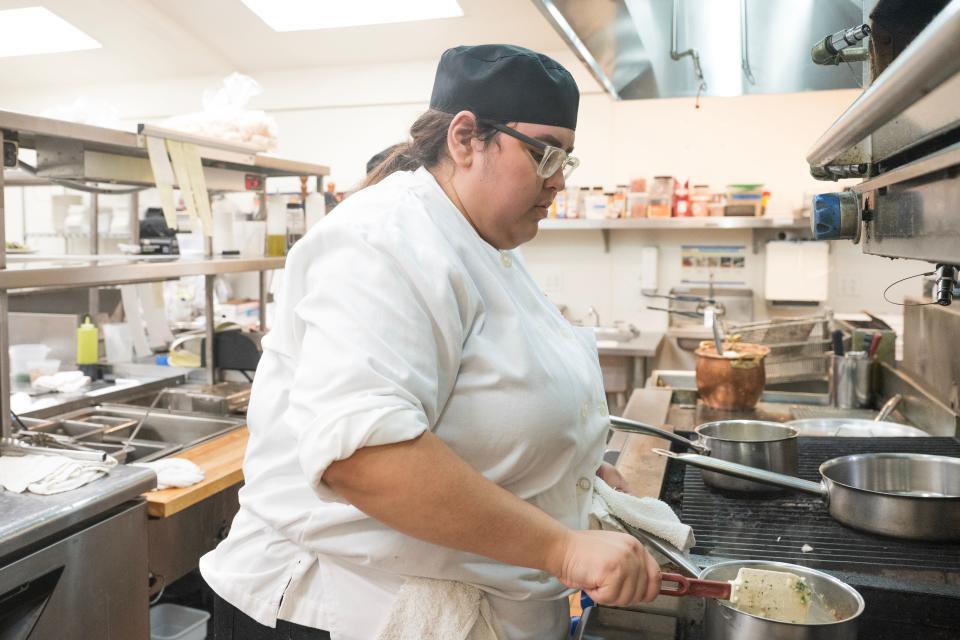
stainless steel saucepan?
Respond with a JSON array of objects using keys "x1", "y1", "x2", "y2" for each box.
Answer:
[
  {"x1": 654, "y1": 449, "x2": 960, "y2": 541},
  {"x1": 786, "y1": 418, "x2": 928, "y2": 438},
  {"x1": 625, "y1": 523, "x2": 864, "y2": 640},
  {"x1": 610, "y1": 416, "x2": 798, "y2": 493}
]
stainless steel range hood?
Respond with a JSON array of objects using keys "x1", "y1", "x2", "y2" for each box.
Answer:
[{"x1": 531, "y1": 0, "x2": 864, "y2": 99}]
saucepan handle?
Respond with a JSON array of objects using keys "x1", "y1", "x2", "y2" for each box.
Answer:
[
  {"x1": 652, "y1": 449, "x2": 827, "y2": 497},
  {"x1": 660, "y1": 573, "x2": 732, "y2": 600},
  {"x1": 609, "y1": 416, "x2": 708, "y2": 453},
  {"x1": 618, "y1": 519, "x2": 701, "y2": 578}
]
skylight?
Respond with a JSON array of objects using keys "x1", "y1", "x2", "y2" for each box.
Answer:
[
  {"x1": 0, "y1": 7, "x2": 101, "y2": 58},
  {"x1": 240, "y1": 0, "x2": 463, "y2": 32}
]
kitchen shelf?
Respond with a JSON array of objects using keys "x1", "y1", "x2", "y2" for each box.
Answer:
[
  {"x1": 0, "y1": 108, "x2": 327, "y2": 437},
  {"x1": 538, "y1": 216, "x2": 812, "y2": 252},
  {"x1": 0, "y1": 111, "x2": 330, "y2": 181},
  {"x1": 538, "y1": 216, "x2": 810, "y2": 230},
  {"x1": 0, "y1": 255, "x2": 284, "y2": 290}
]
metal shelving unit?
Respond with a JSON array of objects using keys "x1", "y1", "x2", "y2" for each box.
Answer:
[
  {"x1": 538, "y1": 216, "x2": 812, "y2": 252},
  {"x1": 0, "y1": 109, "x2": 330, "y2": 437},
  {"x1": 538, "y1": 216, "x2": 811, "y2": 230}
]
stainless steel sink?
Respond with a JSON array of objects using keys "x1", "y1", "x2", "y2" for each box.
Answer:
[
  {"x1": 82, "y1": 439, "x2": 180, "y2": 463},
  {"x1": 590, "y1": 325, "x2": 640, "y2": 343},
  {"x1": 55, "y1": 405, "x2": 243, "y2": 446},
  {"x1": 121, "y1": 382, "x2": 251, "y2": 416}
]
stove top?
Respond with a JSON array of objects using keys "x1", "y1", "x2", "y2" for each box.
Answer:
[{"x1": 659, "y1": 434, "x2": 960, "y2": 639}]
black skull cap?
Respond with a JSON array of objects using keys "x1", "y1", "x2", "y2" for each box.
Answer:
[{"x1": 429, "y1": 44, "x2": 579, "y2": 129}]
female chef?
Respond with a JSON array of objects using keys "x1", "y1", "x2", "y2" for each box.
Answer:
[{"x1": 201, "y1": 44, "x2": 661, "y2": 640}]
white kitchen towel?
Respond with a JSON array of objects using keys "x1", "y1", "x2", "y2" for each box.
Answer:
[
  {"x1": 0, "y1": 453, "x2": 116, "y2": 494},
  {"x1": 132, "y1": 458, "x2": 205, "y2": 490},
  {"x1": 31, "y1": 371, "x2": 90, "y2": 394},
  {"x1": 377, "y1": 578, "x2": 501, "y2": 640},
  {"x1": 589, "y1": 476, "x2": 695, "y2": 551}
]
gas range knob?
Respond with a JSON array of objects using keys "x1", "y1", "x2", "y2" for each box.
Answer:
[{"x1": 812, "y1": 191, "x2": 860, "y2": 240}]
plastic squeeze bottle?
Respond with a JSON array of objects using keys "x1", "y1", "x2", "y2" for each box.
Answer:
[{"x1": 76, "y1": 314, "x2": 99, "y2": 365}]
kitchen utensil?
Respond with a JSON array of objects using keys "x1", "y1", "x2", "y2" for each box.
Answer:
[
  {"x1": 711, "y1": 314, "x2": 725, "y2": 355},
  {"x1": 610, "y1": 417, "x2": 798, "y2": 493},
  {"x1": 874, "y1": 394, "x2": 902, "y2": 422},
  {"x1": 661, "y1": 568, "x2": 813, "y2": 624},
  {"x1": 653, "y1": 449, "x2": 960, "y2": 540},
  {"x1": 867, "y1": 332, "x2": 882, "y2": 358},
  {"x1": 619, "y1": 522, "x2": 863, "y2": 639},
  {"x1": 786, "y1": 418, "x2": 926, "y2": 438},
  {"x1": 831, "y1": 330, "x2": 844, "y2": 356},
  {"x1": 694, "y1": 342, "x2": 771, "y2": 410},
  {"x1": 701, "y1": 561, "x2": 864, "y2": 640},
  {"x1": 830, "y1": 352, "x2": 870, "y2": 409}
]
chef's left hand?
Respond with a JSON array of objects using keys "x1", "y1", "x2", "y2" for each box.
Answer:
[{"x1": 596, "y1": 461, "x2": 631, "y2": 493}]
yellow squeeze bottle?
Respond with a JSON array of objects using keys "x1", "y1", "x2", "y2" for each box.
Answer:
[{"x1": 76, "y1": 314, "x2": 99, "y2": 365}]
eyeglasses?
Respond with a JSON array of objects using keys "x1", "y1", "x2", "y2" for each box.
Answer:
[{"x1": 488, "y1": 123, "x2": 579, "y2": 180}]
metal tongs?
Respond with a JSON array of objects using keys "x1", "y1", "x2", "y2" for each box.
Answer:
[
  {"x1": 1, "y1": 436, "x2": 108, "y2": 462},
  {"x1": 4, "y1": 412, "x2": 109, "y2": 462}
]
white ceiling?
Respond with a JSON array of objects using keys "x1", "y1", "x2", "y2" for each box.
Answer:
[{"x1": 0, "y1": 0, "x2": 569, "y2": 89}]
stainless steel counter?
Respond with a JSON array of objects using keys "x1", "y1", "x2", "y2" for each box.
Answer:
[
  {"x1": 0, "y1": 464, "x2": 156, "y2": 562},
  {"x1": 597, "y1": 330, "x2": 664, "y2": 358}
]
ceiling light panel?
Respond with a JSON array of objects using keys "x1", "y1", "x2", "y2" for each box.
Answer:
[
  {"x1": 0, "y1": 7, "x2": 101, "y2": 58},
  {"x1": 241, "y1": 0, "x2": 463, "y2": 32}
]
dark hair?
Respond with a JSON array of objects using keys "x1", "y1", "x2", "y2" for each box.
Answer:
[
  {"x1": 366, "y1": 143, "x2": 415, "y2": 175},
  {"x1": 361, "y1": 109, "x2": 500, "y2": 189}
]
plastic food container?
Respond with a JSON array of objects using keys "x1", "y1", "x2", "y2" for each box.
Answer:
[
  {"x1": 627, "y1": 192, "x2": 648, "y2": 218},
  {"x1": 149, "y1": 603, "x2": 210, "y2": 640},
  {"x1": 9, "y1": 344, "x2": 52, "y2": 383},
  {"x1": 26, "y1": 358, "x2": 60, "y2": 382}
]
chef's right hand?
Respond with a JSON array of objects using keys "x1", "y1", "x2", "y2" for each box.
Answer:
[{"x1": 551, "y1": 530, "x2": 661, "y2": 606}]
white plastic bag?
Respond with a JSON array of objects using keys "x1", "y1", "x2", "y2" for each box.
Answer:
[{"x1": 161, "y1": 73, "x2": 279, "y2": 151}]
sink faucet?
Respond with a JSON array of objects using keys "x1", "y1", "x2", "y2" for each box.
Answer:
[{"x1": 586, "y1": 306, "x2": 600, "y2": 327}]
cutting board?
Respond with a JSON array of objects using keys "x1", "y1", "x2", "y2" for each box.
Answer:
[{"x1": 144, "y1": 427, "x2": 248, "y2": 518}]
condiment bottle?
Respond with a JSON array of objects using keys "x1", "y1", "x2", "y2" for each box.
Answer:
[
  {"x1": 76, "y1": 314, "x2": 99, "y2": 365},
  {"x1": 286, "y1": 202, "x2": 305, "y2": 250},
  {"x1": 673, "y1": 178, "x2": 690, "y2": 217},
  {"x1": 266, "y1": 196, "x2": 287, "y2": 257}
]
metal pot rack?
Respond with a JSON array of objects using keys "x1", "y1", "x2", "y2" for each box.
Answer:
[{"x1": 0, "y1": 108, "x2": 330, "y2": 437}]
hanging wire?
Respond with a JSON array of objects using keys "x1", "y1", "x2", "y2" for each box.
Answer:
[
  {"x1": 882, "y1": 271, "x2": 938, "y2": 306},
  {"x1": 842, "y1": 56, "x2": 864, "y2": 89}
]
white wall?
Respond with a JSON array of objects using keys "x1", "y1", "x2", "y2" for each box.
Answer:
[{"x1": 1, "y1": 53, "x2": 928, "y2": 325}]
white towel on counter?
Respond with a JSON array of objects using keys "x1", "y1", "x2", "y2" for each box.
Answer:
[
  {"x1": 589, "y1": 476, "x2": 695, "y2": 551},
  {"x1": 31, "y1": 370, "x2": 91, "y2": 393},
  {"x1": 0, "y1": 453, "x2": 116, "y2": 494},
  {"x1": 376, "y1": 476, "x2": 694, "y2": 639},
  {"x1": 132, "y1": 458, "x2": 204, "y2": 490}
]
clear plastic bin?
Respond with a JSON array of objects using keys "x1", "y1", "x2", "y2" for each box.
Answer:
[{"x1": 150, "y1": 603, "x2": 210, "y2": 640}]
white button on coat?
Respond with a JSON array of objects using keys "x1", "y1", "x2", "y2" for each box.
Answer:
[{"x1": 200, "y1": 168, "x2": 607, "y2": 640}]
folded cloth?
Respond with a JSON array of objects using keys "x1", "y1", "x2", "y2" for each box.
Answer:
[
  {"x1": 32, "y1": 371, "x2": 90, "y2": 393},
  {"x1": 0, "y1": 453, "x2": 116, "y2": 494},
  {"x1": 377, "y1": 578, "x2": 500, "y2": 640},
  {"x1": 132, "y1": 458, "x2": 204, "y2": 489},
  {"x1": 589, "y1": 476, "x2": 695, "y2": 551}
]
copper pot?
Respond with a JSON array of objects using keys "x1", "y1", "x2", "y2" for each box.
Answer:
[{"x1": 695, "y1": 342, "x2": 770, "y2": 410}]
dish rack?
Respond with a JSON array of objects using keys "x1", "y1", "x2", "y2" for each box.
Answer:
[{"x1": 722, "y1": 314, "x2": 832, "y2": 383}]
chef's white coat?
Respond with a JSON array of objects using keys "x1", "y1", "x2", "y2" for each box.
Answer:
[{"x1": 200, "y1": 167, "x2": 609, "y2": 640}]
